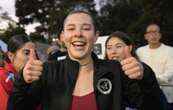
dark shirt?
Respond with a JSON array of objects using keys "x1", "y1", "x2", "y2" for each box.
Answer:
[{"x1": 8, "y1": 53, "x2": 168, "y2": 110}]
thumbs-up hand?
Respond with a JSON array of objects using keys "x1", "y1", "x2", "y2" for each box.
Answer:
[
  {"x1": 23, "y1": 49, "x2": 43, "y2": 83},
  {"x1": 120, "y1": 46, "x2": 143, "y2": 80}
]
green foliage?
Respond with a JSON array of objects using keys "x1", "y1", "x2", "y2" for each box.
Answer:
[
  {"x1": 15, "y1": 0, "x2": 173, "y2": 46},
  {"x1": 0, "y1": 26, "x2": 26, "y2": 43},
  {"x1": 97, "y1": 0, "x2": 173, "y2": 46},
  {"x1": 29, "y1": 32, "x2": 46, "y2": 42},
  {"x1": 15, "y1": 0, "x2": 96, "y2": 37}
]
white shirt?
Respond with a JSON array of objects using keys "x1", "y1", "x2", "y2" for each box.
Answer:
[{"x1": 136, "y1": 43, "x2": 173, "y2": 103}]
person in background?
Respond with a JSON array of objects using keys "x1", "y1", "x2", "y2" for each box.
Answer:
[
  {"x1": 8, "y1": 10, "x2": 167, "y2": 110},
  {"x1": 0, "y1": 47, "x2": 4, "y2": 67},
  {"x1": 47, "y1": 33, "x2": 67, "y2": 61},
  {"x1": 136, "y1": 23, "x2": 173, "y2": 110},
  {"x1": 105, "y1": 31, "x2": 138, "y2": 61},
  {"x1": 105, "y1": 31, "x2": 168, "y2": 110},
  {"x1": 0, "y1": 34, "x2": 38, "y2": 110}
]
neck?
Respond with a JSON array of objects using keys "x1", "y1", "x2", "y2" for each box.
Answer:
[
  {"x1": 80, "y1": 60, "x2": 91, "y2": 67},
  {"x1": 80, "y1": 58, "x2": 92, "y2": 68},
  {"x1": 79, "y1": 58, "x2": 93, "y2": 73},
  {"x1": 149, "y1": 43, "x2": 161, "y2": 49},
  {"x1": 68, "y1": 53, "x2": 93, "y2": 71}
]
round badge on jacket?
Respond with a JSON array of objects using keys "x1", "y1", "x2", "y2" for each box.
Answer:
[{"x1": 97, "y1": 78, "x2": 112, "y2": 95}]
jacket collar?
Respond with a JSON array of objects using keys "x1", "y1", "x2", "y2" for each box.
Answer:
[
  {"x1": 65, "y1": 52, "x2": 115, "y2": 90},
  {"x1": 92, "y1": 53, "x2": 116, "y2": 78},
  {"x1": 64, "y1": 52, "x2": 114, "y2": 81},
  {"x1": 65, "y1": 52, "x2": 111, "y2": 77}
]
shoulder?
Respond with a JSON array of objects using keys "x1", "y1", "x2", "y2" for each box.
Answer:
[
  {"x1": 43, "y1": 59, "x2": 65, "y2": 72},
  {"x1": 40, "y1": 60, "x2": 66, "y2": 84},
  {"x1": 0, "y1": 63, "x2": 14, "y2": 81},
  {"x1": 92, "y1": 52, "x2": 122, "y2": 72},
  {"x1": 136, "y1": 45, "x2": 148, "y2": 51},
  {"x1": 136, "y1": 45, "x2": 148, "y2": 55},
  {"x1": 0, "y1": 67, "x2": 7, "y2": 80},
  {"x1": 97, "y1": 59, "x2": 121, "y2": 68},
  {"x1": 95, "y1": 59, "x2": 123, "y2": 77},
  {"x1": 162, "y1": 43, "x2": 173, "y2": 50},
  {"x1": 161, "y1": 44, "x2": 173, "y2": 54},
  {"x1": 42, "y1": 56, "x2": 79, "y2": 77},
  {"x1": 0, "y1": 67, "x2": 6, "y2": 73}
]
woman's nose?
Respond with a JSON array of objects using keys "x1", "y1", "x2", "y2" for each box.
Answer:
[
  {"x1": 74, "y1": 29, "x2": 82, "y2": 37},
  {"x1": 111, "y1": 49, "x2": 117, "y2": 54}
]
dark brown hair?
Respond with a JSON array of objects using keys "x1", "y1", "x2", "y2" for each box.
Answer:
[
  {"x1": 105, "y1": 31, "x2": 138, "y2": 60},
  {"x1": 63, "y1": 10, "x2": 96, "y2": 32},
  {"x1": 0, "y1": 34, "x2": 32, "y2": 67}
]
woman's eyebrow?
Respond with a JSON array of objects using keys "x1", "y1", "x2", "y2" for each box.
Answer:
[{"x1": 65, "y1": 24, "x2": 75, "y2": 27}]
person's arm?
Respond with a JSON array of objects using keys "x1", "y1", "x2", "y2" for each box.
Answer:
[
  {"x1": 7, "y1": 68, "x2": 43, "y2": 110},
  {"x1": 0, "y1": 70, "x2": 15, "y2": 110},
  {"x1": 120, "y1": 47, "x2": 168, "y2": 109},
  {"x1": 122, "y1": 63, "x2": 168, "y2": 110},
  {"x1": 138, "y1": 63, "x2": 168, "y2": 110},
  {"x1": 121, "y1": 72, "x2": 143, "y2": 109},
  {"x1": 157, "y1": 53, "x2": 173, "y2": 85},
  {"x1": 8, "y1": 49, "x2": 43, "y2": 110}
]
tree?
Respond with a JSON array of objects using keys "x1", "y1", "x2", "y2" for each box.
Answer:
[
  {"x1": 0, "y1": 26, "x2": 26, "y2": 43},
  {"x1": 128, "y1": 0, "x2": 173, "y2": 46},
  {"x1": 15, "y1": 0, "x2": 173, "y2": 46},
  {"x1": 97, "y1": 0, "x2": 140, "y2": 35},
  {"x1": 97, "y1": 0, "x2": 173, "y2": 46},
  {"x1": 0, "y1": 13, "x2": 25, "y2": 43},
  {"x1": 15, "y1": 0, "x2": 96, "y2": 38}
]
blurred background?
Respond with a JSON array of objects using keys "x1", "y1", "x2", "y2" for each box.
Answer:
[{"x1": 1, "y1": 0, "x2": 173, "y2": 46}]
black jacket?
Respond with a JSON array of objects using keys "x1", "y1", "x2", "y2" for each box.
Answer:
[
  {"x1": 8, "y1": 54, "x2": 167, "y2": 110},
  {"x1": 47, "y1": 50, "x2": 66, "y2": 61}
]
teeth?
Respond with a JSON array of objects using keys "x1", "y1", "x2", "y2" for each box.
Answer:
[
  {"x1": 72, "y1": 41, "x2": 86, "y2": 46},
  {"x1": 112, "y1": 56, "x2": 118, "y2": 60}
]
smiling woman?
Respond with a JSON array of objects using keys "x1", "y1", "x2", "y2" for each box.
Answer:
[
  {"x1": 8, "y1": 10, "x2": 168, "y2": 110},
  {"x1": 105, "y1": 31, "x2": 138, "y2": 61}
]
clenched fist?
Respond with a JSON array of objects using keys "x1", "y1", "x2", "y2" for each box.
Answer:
[
  {"x1": 23, "y1": 49, "x2": 43, "y2": 83},
  {"x1": 120, "y1": 46, "x2": 144, "y2": 80}
]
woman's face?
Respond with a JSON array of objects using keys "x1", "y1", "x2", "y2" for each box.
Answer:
[
  {"x1": 8, "y1": 42, "x2": 36, "y2": 72},
  {"x1": 62, "y1": 13, "x2": 98, "y2": 61},
  {"x1": 106, "y1": 37, "x2": 130, "y2": 61}
]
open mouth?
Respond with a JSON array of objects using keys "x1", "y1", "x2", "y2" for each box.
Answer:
[
  {"x1": 111, "y1": 56, "x2": 119, "y2": 60},
  {"x1": 72, "y1": 41, "x2": 86, "y2": 47}
]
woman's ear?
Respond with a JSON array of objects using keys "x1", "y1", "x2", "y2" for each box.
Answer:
[
  {"x1": 7, "y1": 52, "x2": 14, "y2": 62},
  {"x1": 129, "y1": 45, "x2": 133, "y2": 52},
  {"x1": 60, "y1": 31, "x2": 65, "y2": 42},
  {"x1": 94, "y1": 31, "x2": 100, "y2": 42}
]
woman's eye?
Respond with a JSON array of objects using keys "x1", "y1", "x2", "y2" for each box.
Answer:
[
  {"x1": 106, "y1": 47, "x2": 112, "y2": 50},
  {"x1": 82, "y1": 27, "x2": 90, "y2": 31},
  {"x1": 66, "y1": 27, "x2": 75, "y2": 31},
  {"x1": 116, "y1": 46, "x2": 122, "y2": 48},
  {"x1": 23, "y1": 50, "x2": 30, "y2": 55},
  {"x1": 116, "y1": 44, "x2": 124, "y2": 48}
]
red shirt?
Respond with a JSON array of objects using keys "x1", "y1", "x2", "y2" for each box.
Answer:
[
  {"x1": 0, "y1": 62, "x2": 41, "y2": 110},
  {"x1": 71, "y1": 92, "x2": 98, "y2": 110},
  {"x1": 0, "y1": 62, "x2": 16, "y2": 110}
]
